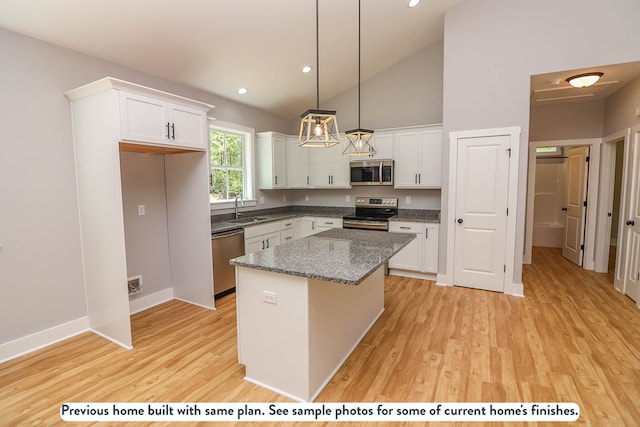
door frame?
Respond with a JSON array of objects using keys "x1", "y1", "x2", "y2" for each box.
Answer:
[
  {"x1": 524, "y1": 138, "x2": 601, "y2": 269},
  {"x1": 438, "y1": 126, "x2": 522, "y2": 296},
  {"x1": 594, "y1": 128, "x2": 630, "y2": 276}
]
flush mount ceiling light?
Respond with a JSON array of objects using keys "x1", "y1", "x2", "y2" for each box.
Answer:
[
  {"x1": 298, "y1": 0, "x2": 340, "y2": 148},
  {"x1": 343, "y1": 0, "x2": 376, "y2": 156},
  {"x1": 566, "y1": 72, "x2": 604, "y2": 88},
  {"x1": 237, "y1": 87, "x2": 248, "y2": 95},
  {"x1": 302, "y1": 65, "x2": 312, "y2": 73},
  {"x1": 408, "y1": 0, "x2": 421, "y2": 7}
]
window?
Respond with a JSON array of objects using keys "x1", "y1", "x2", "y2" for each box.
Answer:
[
  {"x1": 536, "y1": 146, "x2": 558, "y2": 154},
  {"x1": 209, "y1": 122, "x2": 254, "y2": 205}
]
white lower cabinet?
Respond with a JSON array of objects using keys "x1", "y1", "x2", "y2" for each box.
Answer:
[
  {"x1": 301, "y1": 216, "x2": 342, "y2": 237},
  {"x1": 389, "y1": 221, "x2": 439, "y2": 275},
  {"x1": 244, "y1": 221, "x2": 281, "y2": 254},
  {"x1": 315, "y1": 217, "x2": 343, "y2": 233}
]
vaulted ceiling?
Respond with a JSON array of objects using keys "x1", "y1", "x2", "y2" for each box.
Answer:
[{"x1": 0, "y1": 0, "x2": 461, "y2": 118}]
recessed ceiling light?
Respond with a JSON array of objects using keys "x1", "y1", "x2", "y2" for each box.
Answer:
[
  {"x1": 408, "y1": 0, "x2": 421, "y2": 7},
  {"x1": 302, "y1": 66, "x2": 312, "y2": 73},
  {"x1": 238, "y1": 87, "x2": 248, "y2": 95}
]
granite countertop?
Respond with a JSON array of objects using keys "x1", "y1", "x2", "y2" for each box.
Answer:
[
  {"x1": 211, "y1": 207, "x2": 439, "y2": 235},
  {"x1": 390, "y1": 209, "x2": 440, "y2": 223},
  {"x1": 230, "y1": 228, "x2": 415, "y2": 285}
]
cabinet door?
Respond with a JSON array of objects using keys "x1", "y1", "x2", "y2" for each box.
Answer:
[
  {"x1": 169, "y1": 104, "x2": 208, "y2": 149},
  {"x1": 301, "y1": 217, "x2": 316, "y2": 237},
  {"x1": 393, "y1": 131, "x2": 422, "y2": 188},
  {"x1": 422, "y1": 224, "x2": 439, "y2": 273},
  {"x1": 368, "y1": 132, "x2": 394, "y2": 160},
  {"x1": 265, "y1": 232, "x2": 280, "y2": 249},
  {"x1": 417, "y1": 129, "x2": 442, "y2": 188},
  {"x1": 119, "y1": 92, "x2": 168, "y2": 144},
  {"x1": 331, "y1": 143, "x2": 351, "y2": 187},
  {"x1": 293, "y1": 218, "x2": 303, "y2": 240},
  {"x1": 272, "y1": 134, "x2": 287, "y2": 188},
  {"x1": 389, "y1": 234, "x2": 423, "y2": 271},
  {"x1": 287, "y1": 136, "x2": 310, "y2": 188},
  {"x1": 245, "y1": 236, "x2": 264, "y2": 254},
  {"x1": 388, "y1": 222, "x2": 423, "y2": 271},
  {"x1": 309, "y1": 147, "x2": 334, "y2": 187}
]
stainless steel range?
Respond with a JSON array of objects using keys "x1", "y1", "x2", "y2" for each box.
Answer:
[{"x1": 342, "y1": 197, "x2": 398, "y2": 231}]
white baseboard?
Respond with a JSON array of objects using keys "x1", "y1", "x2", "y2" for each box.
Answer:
[
  {"x1": 506, "y1": 281, "x2": 525, "y2": 297},
  {"x1": 0, "y1": 317, "x2": 89, "y2": 364},
  {"x1": 388, "y1": 269, "x2": 437, "y2": 282},
  {"x1": 129, "y1": 288, "x2": 174, "y2": 315}
]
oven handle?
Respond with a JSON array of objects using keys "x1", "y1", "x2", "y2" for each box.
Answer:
[
  {"x1": 379, "y1": 162, "x2": 383, "y2": 184},
  {"x1": 343, "y1": 220, "x2": 388, "y2": 231}
]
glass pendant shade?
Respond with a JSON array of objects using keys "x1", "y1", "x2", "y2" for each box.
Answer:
[
  {"x1": 299, "y1": 109, "x2": 340, "y2": 147},
  {"x1": 343, "y1": 128, "x2": 376, "y2": 156}
]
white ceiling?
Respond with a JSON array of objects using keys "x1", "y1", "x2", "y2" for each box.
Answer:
[
  {"x1": 0, "y1": 0, "x2": 461, "y2": 119},
  {"x1": 530, "y1": 61, "x2": 640, "y2": 105}
]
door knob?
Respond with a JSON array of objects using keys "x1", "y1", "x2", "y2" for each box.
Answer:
[
  {"x1": 627, "y1": 220, "x2": 636, "y2": 226},
  {"x1": 561, "y1": 208, "x2": 568, "y2": 211},
  {"x1": 457, "y1": 218, "x2": 464, "y2": 224}
]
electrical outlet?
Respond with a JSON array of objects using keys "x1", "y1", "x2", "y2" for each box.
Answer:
[
  {"x1": 345, "y1": 195, "x2": 350, "y2": 202},
  {"x1": 137, "y1": 204, "x2": 146, "y2": 216},
  {"x1": 259, "y1": 196, "x2": 265, "y2": 204},
  {"x1": 283, "y1": 194, "x2": 287, "y2": 202},
  {"x1": 263, "y1": 290, "x2": 277, "y2": 304},
  {"x1": 305, "y1": 194, "x2": 309, "y2": 201},
  {"x1": 405, "y1": 196, "x2": 412, "y2": 205}
]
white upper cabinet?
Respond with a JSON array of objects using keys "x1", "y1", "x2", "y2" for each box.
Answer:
[
  {"x1": 393, "y1": 126, "x2": 442, "y2": 189},
  {"x1": 309, "y1": 140, "x2": 350, "y2": 188},
  {"x1": 119, "y1": 91, "x2": 208, "y2": 150},
  {"x1": 257, "y1": 132, "x2": 287, "y2": 189},
  {"x1": 358, "y1": 131, "x2": 394, "y2": 160},
  {"x1": 287, "y1": 135, "x2": 310, "y2": 188}
]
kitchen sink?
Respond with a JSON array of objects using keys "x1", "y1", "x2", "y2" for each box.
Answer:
[{"x1": 229, "y1": 216, "x2": 270, "y2": 224}]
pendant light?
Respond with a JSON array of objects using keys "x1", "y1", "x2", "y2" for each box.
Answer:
[
  {"x1": 298, "y1": 0, "x2": 340, "y2": 148},
  {"x1": 343, "y1": 0, "x2": 376, "y2": 156}
]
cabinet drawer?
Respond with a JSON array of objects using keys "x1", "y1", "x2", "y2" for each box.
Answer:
[
  {"x1": 315, "y1": 217, "x2": 342, "y2": 228},
  {"x1": 281, "y1": 228, "x2": 295, "y2": 242},
  {"x1": 389, "y1": 222, "x2": 422, "y2": 234},
  {"x1": 244, "y1": 221, "x2": 281, "y2": 239},
  {"x1": 280, "y1": 219, "x2": 295, "y2": 230}
]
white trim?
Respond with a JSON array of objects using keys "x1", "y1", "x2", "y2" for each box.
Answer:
[
  {"x1": 0, "y1": 317, "x2": 90, "y2": 363},
  {"x1": 445, "y1": 126, "x2": 521, "y2": 296},
  {"x1": 129, "y1": 288, "x2": 175, "y2": 315},
  {"x1": 595, "y1": 129, "x2": 630, "y2": 273},
  {"x1": 525, "y1": 138, "x2": 601, "y2": 269},
  {"x1": 388, "y1": 269, "x2": 437, "y2": 281},
  {"x1": 89, "y1": 328, "x2": 133, "y2": 350}
]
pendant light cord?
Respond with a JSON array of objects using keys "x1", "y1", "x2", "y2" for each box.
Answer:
[
  {"x1": 357, "y1": 0, "x2": 361, "y2": 128},
  {"x1": 315, "y1": 0, "x2": 320, "y2": 110}
]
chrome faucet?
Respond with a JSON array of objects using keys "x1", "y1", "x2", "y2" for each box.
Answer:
[{"x1": 234, "y1": 195, "x2": 245, "y2": 218}]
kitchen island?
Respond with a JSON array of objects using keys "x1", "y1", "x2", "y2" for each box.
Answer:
[{"x1": 230, "y1": 228, "x2": 415, "y2": 401}]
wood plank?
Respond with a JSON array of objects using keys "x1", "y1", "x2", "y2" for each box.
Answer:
[{"x1": 1, "y1": 246, "x2": 640, "y2": 425}]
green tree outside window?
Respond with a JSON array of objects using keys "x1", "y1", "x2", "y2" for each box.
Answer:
[{"x1": 210, "y1": 130, "x2": 245, "y2": 201}]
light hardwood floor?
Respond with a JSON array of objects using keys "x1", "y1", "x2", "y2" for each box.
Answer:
[{"x1": 1, "y1": 246, "x2": 640, "y2": 426}]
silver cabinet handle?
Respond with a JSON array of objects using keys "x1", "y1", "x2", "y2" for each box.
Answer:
[{"x1": 400, "y1": 226, "x2": 411, "y2": 230}]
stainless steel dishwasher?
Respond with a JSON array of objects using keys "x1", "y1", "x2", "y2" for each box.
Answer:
[{"x1": 211, "y1": 229, "x2": 245, "y2": 297}]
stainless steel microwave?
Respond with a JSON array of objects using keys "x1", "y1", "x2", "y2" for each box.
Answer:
[{"x1": 349, "y1": 160, "x2": 394, "y2": 186}]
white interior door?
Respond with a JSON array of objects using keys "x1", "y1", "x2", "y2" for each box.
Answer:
[
  {"x1": 562, "y1": 146, "x2": 589, "y2": 266},
  {"x1": 623, "y1": 131, "x2": 640, "y2": 303},
  {"x1": 453, "y1": 135, "x2": 510, "y2": 292}
]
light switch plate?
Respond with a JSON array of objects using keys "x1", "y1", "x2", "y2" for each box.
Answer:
[
  {"x1": 345, "y1": 195, "x2": 350, "y2": 202},
  {"x1": 405, "y1": 196, "x2": 412, "y2": 205},
  {"x1": 305, "y1": 194, "x2": 309, "y2": 201},
  {"x1": 137, "y1": 204, "x2": 146, "y2": 215}
]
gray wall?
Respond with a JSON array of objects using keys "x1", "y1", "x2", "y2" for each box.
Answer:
[
  {"x1": 319, "y1": 41, "x2": 444, "y2": 132},
  {"x1": 529, "y1": 100, "x2": 605, "y2": 141},
  {"x1": 604, "y1": 73, "x2": 640, "y2": 135},
  {"x1": 441, "y1": 0, "x2": 640, "y2": 284},
  {"x1": 0, "y1": 28, "x2": 289, "y2": 344}
]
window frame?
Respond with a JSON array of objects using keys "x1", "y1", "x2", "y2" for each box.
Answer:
[{"x1": 208, "y1": 120, "x2": 256, "y2": 211}]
